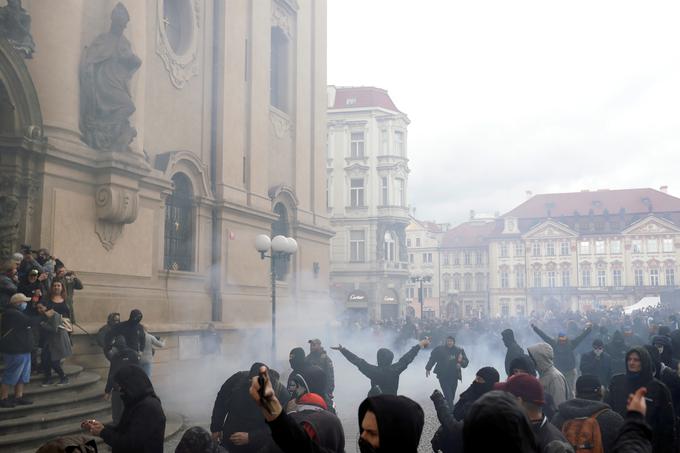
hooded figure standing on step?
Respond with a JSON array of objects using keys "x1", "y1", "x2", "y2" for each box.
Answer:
[{"x1": 82, "y1": 364, "x2": 166, "y2": 453}]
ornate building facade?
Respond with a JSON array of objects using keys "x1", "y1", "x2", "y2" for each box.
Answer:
[
  {"x1": 405, "y1": 216, "x2": 444, "y2": 319},
  {"x1": 406, "y1": 189, "x2": 680, "y2": 320},
  {"x1": 488, "y1": 188, "x2": 680, "y2": 317},
  {"x1": 439, "y1": 217, "x2": 494, "y2": 319},
  {"x1": 327, "y1": 86, "x2": 410, "y2": 321},
  {"x1": 0, "y1": 0, "x2": 331, "y2": 365}
]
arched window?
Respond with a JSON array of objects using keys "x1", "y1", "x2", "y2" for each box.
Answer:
[
  {"x1": 164, "y1": 173, "x2": 194, "y2": 271},
  {"x1": 272, "y1": 203, "x2": 290, "y2": 280}
]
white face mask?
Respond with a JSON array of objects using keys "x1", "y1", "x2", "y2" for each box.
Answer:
[{"x1": 594, "y1": 349, "x2": 603, "y2": 356}]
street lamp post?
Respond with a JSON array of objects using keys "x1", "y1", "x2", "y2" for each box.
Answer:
[
  {"x1": 411, "y1": 273, "x2": 432, "y2": 319},
  {"x1": 255, "y1": 234, "x2": 298, "y2": 363}
]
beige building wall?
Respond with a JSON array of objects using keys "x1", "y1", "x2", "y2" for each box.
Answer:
[
  {"x1": 405, "y1": 218, "x2": 442, "y2": 318},
  {"x1": 1, "y1": 0, "x2": 331, "y2": 365}
]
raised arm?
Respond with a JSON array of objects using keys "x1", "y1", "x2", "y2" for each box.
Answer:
[
  {"x1": 393, "y1": 343, "x2": 424, "y2": 374},
  {"x1": 571, "y1": 326, "x2": 593, "y2": 349},
  {"x1": 333, "y1": 345, "x2": 377, "y2": 379},
  {"x1": 531, "y1": 324, "x2": 556, "y2": 347}
]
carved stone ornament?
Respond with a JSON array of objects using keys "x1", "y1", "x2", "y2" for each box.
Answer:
[
  {"x1": 94, "y1": 185, "x2": 139, "y2": 251},
  {"x1": 0, "y1": 195, "x2": 20, "y2": 260},
  {"x1": 271, "y1": 1, "x2": 293, "y2": 39},
  {"x1": 156, "y1": 0, "x2": 200, "y2": 89},
  {"x1": 0, "y1": 0, "x2": 36, "y2": 58},
  {"x1": 270, "y1": 108, "x2": 291, "y2": 138}
]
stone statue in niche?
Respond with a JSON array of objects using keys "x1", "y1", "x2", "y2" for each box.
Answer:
[
  {"x1": 0, "y1": 0, "x2": 36, "y2": 58},
  {"x1": 79, "y1": 2, "x2": 141, "y2": 152}
]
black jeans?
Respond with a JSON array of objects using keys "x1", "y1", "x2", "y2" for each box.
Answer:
[
  {"x1": 439, "y1": 377, "x2": 458, "y2": 411},
  {"x1": 41, "y1": 345, "x2": 65, "y2": 381}
]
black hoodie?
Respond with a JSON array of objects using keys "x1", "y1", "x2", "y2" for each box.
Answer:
[
  {"x1": 606, "y1": 346, "x2": 676, "y2": 453},
  {"x1": 358, "y1": 395, "x2": 424, "y2": 453},
  {"x1": 462, "y1": 390, "x2": 540, "y2": 453},
  {"x1": 502, "y1": 329, "x2": 525, "y2": 376},
  {"x1": 100, "y1": 365, "x2": 166, "y2": 453},
  {"x1": 452, "y1": 367, "x2": 500, "y2": 421},
  {"x1": 605, "y1": 330, "x2": 628, "y2": 375},
  {"x1": 105, "y1": 310, "x2": 145, "y2": 353},
  {"x1": 338, "y1": 344, "x2": 421, "y2": 396},
  {"x1": 211, "y1": 364, "x2": 291, "y2": 452}
]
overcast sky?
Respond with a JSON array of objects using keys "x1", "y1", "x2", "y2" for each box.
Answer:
[{"x1": 327, "y1": 0, "x2": 680, "y2": 226}]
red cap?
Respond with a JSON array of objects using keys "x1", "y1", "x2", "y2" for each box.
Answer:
[{"x1": 494, "y1": 373, "x2": 544, "y2": 405}]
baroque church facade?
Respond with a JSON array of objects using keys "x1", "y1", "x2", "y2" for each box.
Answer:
[{"x1": 0, "y1": 0, "x2": 331, "y2": 363}]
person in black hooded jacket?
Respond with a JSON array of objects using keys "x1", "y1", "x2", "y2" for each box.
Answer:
[
  {"x1": 462, "y1": 390, "x2": 540, "y2": 453},
  {"x1": 453, "y1": 367, "x2": 500, "y2": 421},
  {"x1": 356, "y1": 394, "x2": 424, "y2": 453},
  {"x1": 249, "y1": 366, "x2": 424, "y2": 453},
  {"x1": 502, "y1": 329, "x2": 526, "y2": 377},
  {"x1": 82, "y1": 364, "x2": 166, "y2": 453},
  {"x1": 104, "y1": 309, "x2": 146, "y2": 354},
  {"x1": 211, "y1": 363, "x2": 290, "y2": 452},
  {"x1": 651, "y1": 335, "x2": 677, "y2": 369},
  {"x1": 287, "y1": 347, "x2": 310, "y2": 395},
  {"x1": 643, "y1": 344, "x2": 680, "y2": 431},
  {"x1": 605, "y1": 346, "x2": 676, "y2": 453},
  {"x1": 331, "y1": 337, "x2": 430, "y2": 396},
  {"x1": 606, "y1": 330, "x2": 628, "y2": 375}
]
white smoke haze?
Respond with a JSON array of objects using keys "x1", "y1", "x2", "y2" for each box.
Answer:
[{"x1": 151, "y1": 267, "x2": 557, "y2": 451}]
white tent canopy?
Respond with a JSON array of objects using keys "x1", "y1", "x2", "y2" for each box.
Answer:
[{"x1": 623, "y1": 296, "x2": 661, "y2": 315}]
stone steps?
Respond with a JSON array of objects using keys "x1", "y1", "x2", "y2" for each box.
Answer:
[
  {"x1": 9, "y1": 411, "x2": 184, "y2": 453},
  {"x1": 0, "y1": 374, "x2": 104, "y2": 421},
  {"x1": 0, "y1": 356, "x2": 184, "y2": 451},
  {"x1": 23, "y1": 371, "x2": 102, "y2": 396},
  {"x1": 0, "y1": 400, "x2": 111, "y2": 434}
]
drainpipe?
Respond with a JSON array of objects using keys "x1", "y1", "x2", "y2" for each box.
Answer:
[{"x1": 209, "y1": 0, "x2": 224, "y2": 322}]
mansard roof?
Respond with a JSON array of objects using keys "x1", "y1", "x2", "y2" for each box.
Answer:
[
  {"x1": 329, "y1": 86, "x2": 401, "y2": 113},
  {"x1": 441, "y1": 220, "x2": 496, "y2": 248},
  {"x1": 505, "y1": 188, "x2": 680, "y2": 219}
]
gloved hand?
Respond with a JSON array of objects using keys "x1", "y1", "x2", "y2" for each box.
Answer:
[{"x1": 430, "y1": 389, "x2": 444, "y2": 402}]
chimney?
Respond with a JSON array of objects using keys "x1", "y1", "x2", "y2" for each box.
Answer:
[
  {"x1": 660, "y1": 185, "x2": 668, "y2": 194},
  {"x1": 525, "y1": 190, "x2": 533, "y2": 199}
]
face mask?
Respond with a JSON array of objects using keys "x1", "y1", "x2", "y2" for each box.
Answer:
[
  {"x1": 358, "y1": 437, "x2": 378, "y2": 453},
  {"x1": 657, "y1": 346, "x2": 664, "y2": 354},
  {"x1": 18, "y1": 302, "x2": 27, "y2": 311},
  {"x1": 594, "y1": 349, "x2": 603, "y2": 356}
]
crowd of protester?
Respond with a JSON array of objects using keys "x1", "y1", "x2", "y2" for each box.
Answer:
[
  {"x1": 194, "y1": 304, "x2": 680, "y2": 453},
  {"x1": 0, "y1": 245, "x2": 83, "y2": 407},
  {"x1": 5, "y1": 247, "x2": 680, "y2": 453}
]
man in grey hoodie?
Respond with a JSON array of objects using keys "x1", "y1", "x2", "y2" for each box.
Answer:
[{"x1": 527, "y1": 342, "x2": 573, "y2": 410}]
